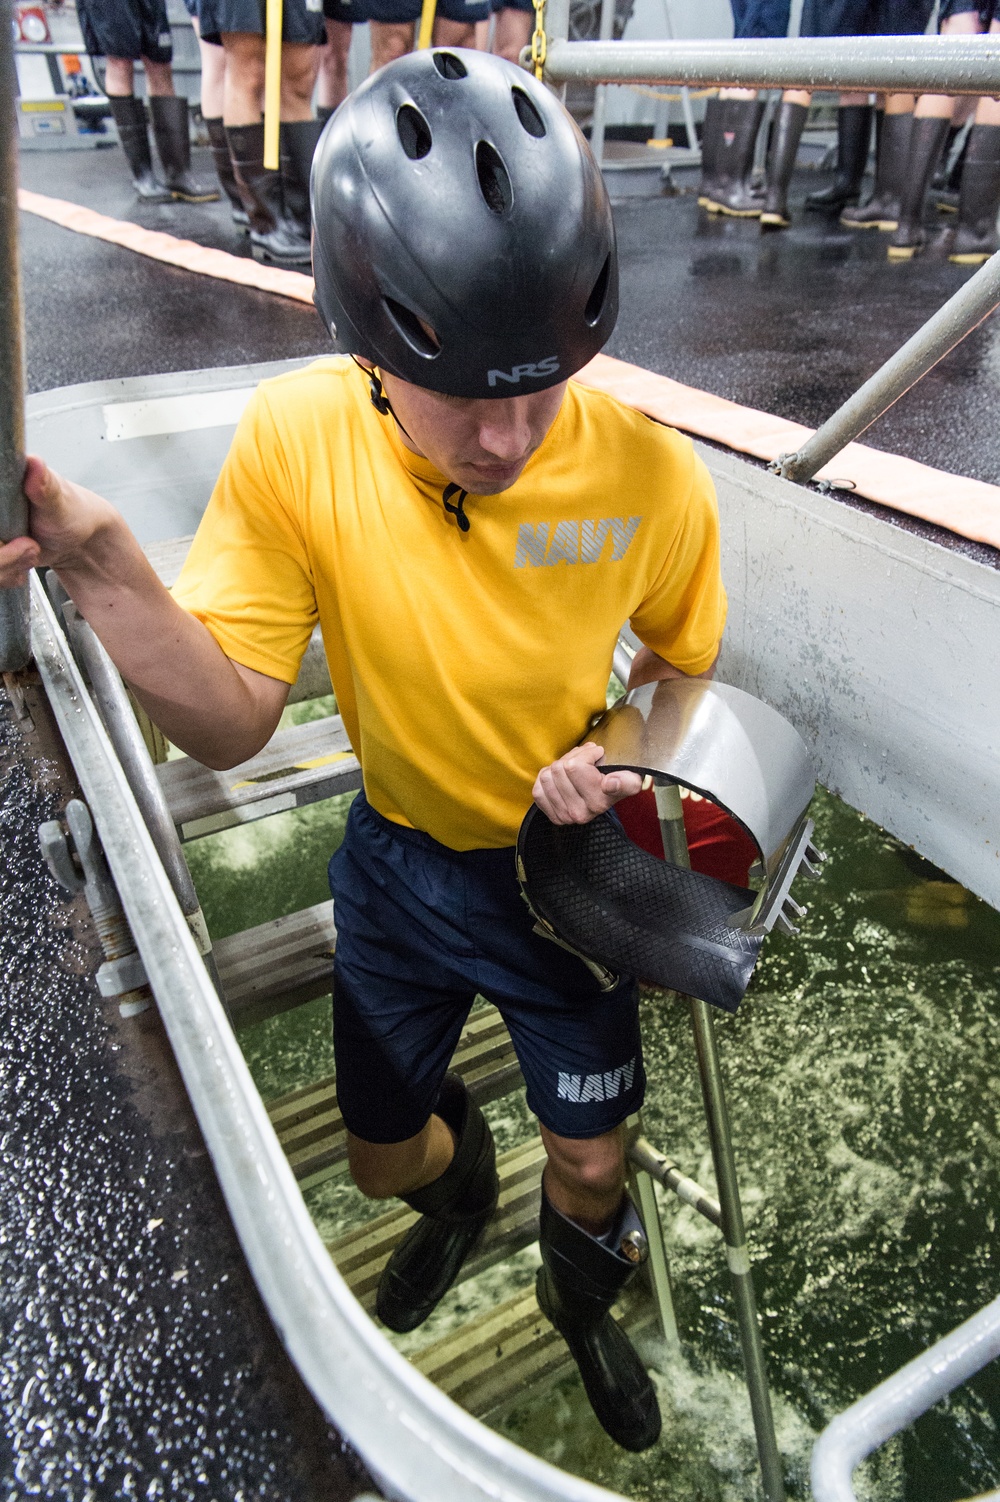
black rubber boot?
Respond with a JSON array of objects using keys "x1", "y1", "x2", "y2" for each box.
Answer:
[
  {"x1": 841, "y1": 109, "x2": 912, "y2": 230},
  {"x1": 536, "y1": 1188, "x2": 661, "y2": 1453},
  {"x1": 936, "y1": 125, "x2": 970, "y2": 213},
  {"x1": 805, "y1": 104, "x2": 873, "y2": 211},
  {"x1": 948, "y1": 123, "x2": 1000, "y2": 264},
  {"x1": 107, "y1": 95, "x2": 172, "y2": 203},
  {"x1": 376, "y1": 1074, "x2": 499, "y2": 1334},
  {"x1": 226, "y1": 122, "x2": 313, "y2": 266},
  {"x1": 697, "y1": 95, "x2": 723, "y2": 207},
  {"x1": 888, "y1": 116, "x2": 951, "y2": 261},
  {"x1": 205, "y1": 115, "x2": 249, "y2": 229},
  {"x1": 279, "y1": 119, "x2": 325, "y2": 244},
  {"x1": 702, "y1": 98, "x2": 765, "y2": 217},
  {"x1": 148, "y1": 95, "x2": 220, "y2": 204},
  {"x1": 317, "y1": 104, "x2": 335, "y2": 125},
  {"x1": 760, "y1": 101, "x2": 808, "y2": 228}
]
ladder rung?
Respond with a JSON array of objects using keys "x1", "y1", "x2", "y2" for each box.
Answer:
[{"x1": 214, "y1": 899, "x2": 337, "y2": 1027}]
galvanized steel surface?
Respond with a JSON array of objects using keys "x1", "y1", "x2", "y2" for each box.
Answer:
[
  {"x1": 0, "y1": 0, "x2": 29, "y2": 670},
  {"x1": 542, "y1": 35, "x2": 1000, "y2": 93},
  {"x1": 28, "y1": 576, "x2": 633, "y2": 1502},
  {"x1": 778, "y1": 251, "x2": 1000, "y2": 483}
]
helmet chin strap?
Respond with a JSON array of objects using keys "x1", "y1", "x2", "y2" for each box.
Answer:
[{"x1": 352, "y1": 356, "x2": 473, "y2": 536}]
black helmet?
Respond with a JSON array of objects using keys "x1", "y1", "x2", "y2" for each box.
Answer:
[{"x1": 310, "y1": 48, "x2": 618, "y2": 400}]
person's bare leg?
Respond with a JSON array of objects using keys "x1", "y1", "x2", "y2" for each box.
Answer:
[
  {"x1": 539, "y1": 1122, "x2": 626, "y2": 1234},
  {"x1": 222, "y1": 31, "x2": 266, "y2": 124},
  {"x1": 474, "y1": 17, "x2": 490, "y2": 47},
  {"x1": 433, "y1": 16, "x2": 477, "y2": 46},
  {"x1": 347, "y1": 1116, "x2": 457, "y2": 1199},
  {"x1": 369, "y1": 20, "x2": 415, "y2": 71},
  {"x1": 280, "y1": 40, "x2": 320, "y2": 120},
  {"x1": 193, "y1": 16, "x2": 227, "y2": 120},
  {"x1": 103, "y1": 57, "x2": 135, "y2": 96},
  {"x1": 318, "y1": 16, "x2": 353, "y2": 113},
  {"x1": 491, "y1": 6, "x2": 531, "y2": 62},
  {"x1": 143, "y1": 58, "x2": 175, "y2": 97}
]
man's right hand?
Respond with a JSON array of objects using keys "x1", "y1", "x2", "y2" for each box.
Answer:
[{"x1": 0, "y1": 456, "x2": 117, "y2": 588}]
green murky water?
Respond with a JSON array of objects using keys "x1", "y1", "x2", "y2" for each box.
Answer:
[{"x1": 185, "y1": 706, "x2": 1000, "y2": 1501}]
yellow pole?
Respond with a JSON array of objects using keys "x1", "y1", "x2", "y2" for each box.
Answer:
[
  {"x1": 264, "y1": 0, "x2": 283, "y2": 171},
  {"x1": 416, "y1": 0, "x2": 437, "y2": 50}
]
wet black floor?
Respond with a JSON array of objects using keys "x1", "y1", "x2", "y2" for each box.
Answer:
[{"x1": 16, "y1": 144, "x2": 1000, "y2": 487}]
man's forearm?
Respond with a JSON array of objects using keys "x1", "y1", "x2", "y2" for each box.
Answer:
[
  {"x1": 627, "y1": 644, "x2": 718, "y2": 689},
  {"x1": 57, "y1": 512, "x2": 283, "y2": 768}
]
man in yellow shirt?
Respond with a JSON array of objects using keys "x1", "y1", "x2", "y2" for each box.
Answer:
[{"x1": 1, "y1": 50, "x2": 724, "y2": 1452}]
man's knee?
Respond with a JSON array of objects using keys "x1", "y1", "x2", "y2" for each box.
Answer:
[
  {"x1": 281, "y1": 42, "x2": 319, "y2": 100},
  {"x1": 542, "y1": 1126, "x2": 626, "y2": 1198},
  {"x1": 347, "y1": 1129, "x2": 426, "y2": 1199}
]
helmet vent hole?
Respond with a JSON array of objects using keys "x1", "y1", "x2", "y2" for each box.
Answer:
[
  {"x1": 585, "y1": 253, "x2": 612, "y2": 328},
  {"x1": 396, "y1": 103, "x2": 432, "y2": 160},
  {"x1": 511, "y1": 87, "x2": 546, "y2": 138},
  {"x1": 432, "y1": 50, "x2": 467, "y2": 79},
  {"x1": 475, "y1": 140, "x2": 513, "y2": 215},
  {"x1": 383, "y1": 296, "x2": 441, "y2": 358}
]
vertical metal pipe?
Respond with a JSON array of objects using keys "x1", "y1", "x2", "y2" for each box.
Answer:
[
  {"x1": 0, "y1": 0, "x2": 31, "y2": 672},
  {"x1": 588, "y1": 0, "x2": 617, "y2": 168},
  {"x1": 658, "y1": 782, "x2": 787, "y2": 1502},
  {"x1": 626, "y1": 1113, "x2": 681, "y2": 1346}
]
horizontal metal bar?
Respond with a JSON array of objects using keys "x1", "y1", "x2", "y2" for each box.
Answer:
[
  {"x1": 811, "y1": 1295, "x2": 1000, "y2": 1502},
  {"x1": 628, "y1": 1135, "x2": 723, "y2": 1228},
  {"x1": 777, "y1": 249, "x2": 1000, "y2": 483},
  {"x1": 543, "y1": 35, "x2": 1000, "y2": 94},
  {"x1": 28, "y1": 571, "x2": 625, "y2": 1502}
]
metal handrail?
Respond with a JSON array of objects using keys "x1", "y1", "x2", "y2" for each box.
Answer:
[
  {"x1": 0, "y1": 0, "x2": 30, "y2": 671},
  {"x1": 28, "y1": 571, "x2": 633, "y2": 1502},
  {"x1": 541, "y1": 35, "x2": 1000, "y2": 94},
  {"x1": 811, "y1": 1295, "x2": 1000, "y2": 1502},
  {"x1": 775, "y1": 251, "x2": 1000, "y2": 483}
]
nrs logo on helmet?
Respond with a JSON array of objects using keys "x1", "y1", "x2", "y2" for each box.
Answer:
[{"x1": 487, "y1": 358, "x2": 560, "y2": 389}]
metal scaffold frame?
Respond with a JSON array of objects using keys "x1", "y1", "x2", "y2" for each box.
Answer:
[{"x1": 0, "y1": 0, "x2": 30, "y2": 671}]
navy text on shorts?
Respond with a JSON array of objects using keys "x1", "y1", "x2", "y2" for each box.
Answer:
[{"x1": 328, "y1": 793, "x2": 645, "y2": 1144}]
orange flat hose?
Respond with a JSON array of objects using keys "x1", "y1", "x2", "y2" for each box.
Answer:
[{"x1": 17, "y1": 188, "x2": 1000, "y2": 552}]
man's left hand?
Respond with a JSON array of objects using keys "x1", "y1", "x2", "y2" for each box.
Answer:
[{"x1": 532, "y1": 742, "x2": 643, "y2": 825}]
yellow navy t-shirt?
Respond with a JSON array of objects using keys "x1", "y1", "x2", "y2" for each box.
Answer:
[{"x1": 172, "y1": 358, "x2": 727, "y2": 850}]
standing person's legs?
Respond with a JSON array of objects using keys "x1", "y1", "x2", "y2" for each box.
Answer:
[
  {"x1": 192, "y1": 10, "x2": 248, "y2": 225},
  {"x1": 804, "y1": 90, "x2": 874, "y2": 211},
  {"x1": 699, "y1": 0, "x2": 788, "y2": 213},
  {"x1": 145, "y1": 2, "x2": 220, "y2": 203},
  {"x1": 490, "y1": 0, "x2": 533, "y2": 63},
  {"x1": 317, "y1": 11, "x2": 355, "y2": 120},
  {"x1": 946, "y1": 10, "x2": 1000, "y2": 261},
  {"x1": 78, "y1": 0, "x2": 175, "y2": 200},
  {"x1": 889, "y1": 2, "x2": 979, "y2": 255}
]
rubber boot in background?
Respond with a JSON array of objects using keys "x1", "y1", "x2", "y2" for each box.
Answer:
[
  {"x1": 697, "y1": 95, "x2": 723, "y2": 207},
  {"x1": 148, "y1": 95, "x2": 220, "y2": 204},
  {"x1": 279, "y1": 119, "x2": 325, "y2": 245},
  {"x1": 376, "y1": 1074, "x2": 499, "y2": 1334},
  {"x1": 702, "y1": 98, "x2": 766, "y2": 216},
  {"x1": 888, "y1": 116, "x2": 951, "y2": 260},
  {"x1": 107, "y1": 95, "x2": 172, "y2": 203},
  {"x1": 760, "y1": 101, "x2": 808, "y2": 228},
  {"x1": 536, "y1": 1188, "x2": 662, "y2": 1453},
  {"x1": 805, "y1": 104, "x2": 873, "y2": 211},
  {"x1": 226, "y1": 121, "x2": 313, "y2": 266},
  {"x1": 947, "y1": 123, "x2": 1000, "y2": 263},
  {"x1": 204, "y1": 115, "x2": 249, "y2": 229},
  {"x1": 935, "y1": 123, "x2": 970, "y2": 214},
  {"x1": 841, "y1": 109, "x2": 913, "y2": 229}
]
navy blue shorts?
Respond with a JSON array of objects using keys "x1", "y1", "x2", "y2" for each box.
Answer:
[
  {"x1": 328, "y1": 794, "x2": 644, "y2": 1144},
  {"x1": 730, "y1": 0, "x2": 791, "y2": 38},
  {"x1": 360, "y1": 0, "x2": 490, "y2": 23},
  {"x1": 78, "y1": 0, "x2": 173, "y2": 62},
  {"x1": 324, "y1": 0, "x2": 367, "y2": 21},
  {"x1": 939, "y1": 0, "x2": 997, "y2": 24},
  {"x1": 800, "y1": 0, "x2": 933, "y2": 34},
  {"x1": 197, "y1": 0, "x2": 326, "y2": 46},
  {"x1": 490, "y1": 0, "x2": 535, "y2": 14}
]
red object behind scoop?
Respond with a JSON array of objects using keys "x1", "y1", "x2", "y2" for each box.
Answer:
[{"x1": 614, "y1": 788, "x2": 758, "y2": 888}]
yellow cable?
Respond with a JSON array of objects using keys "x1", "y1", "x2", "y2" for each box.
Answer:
[
  {"x1": 417, "y1": 0, "x2": 438, "y2": 49},
  {"x1": 264, "y1": 0, "x2": 283, "y2": 171}
]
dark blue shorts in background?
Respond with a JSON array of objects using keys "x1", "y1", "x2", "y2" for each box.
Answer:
[
  {"x1": 197, "y1": 0, "x2": 326, "y2": 46},
  {"x1": 78, "y1": 0, "x2": 173, "y2": 61},
  {"x1": 730, "y1": 0, "x2": 792, "y2": 39},
  {"x1": 800, "y1": 0, "x2": 934, "y2": 34},
  {"x1": 328, "y1": 794, "x2": 644, "y2": 1144}
]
